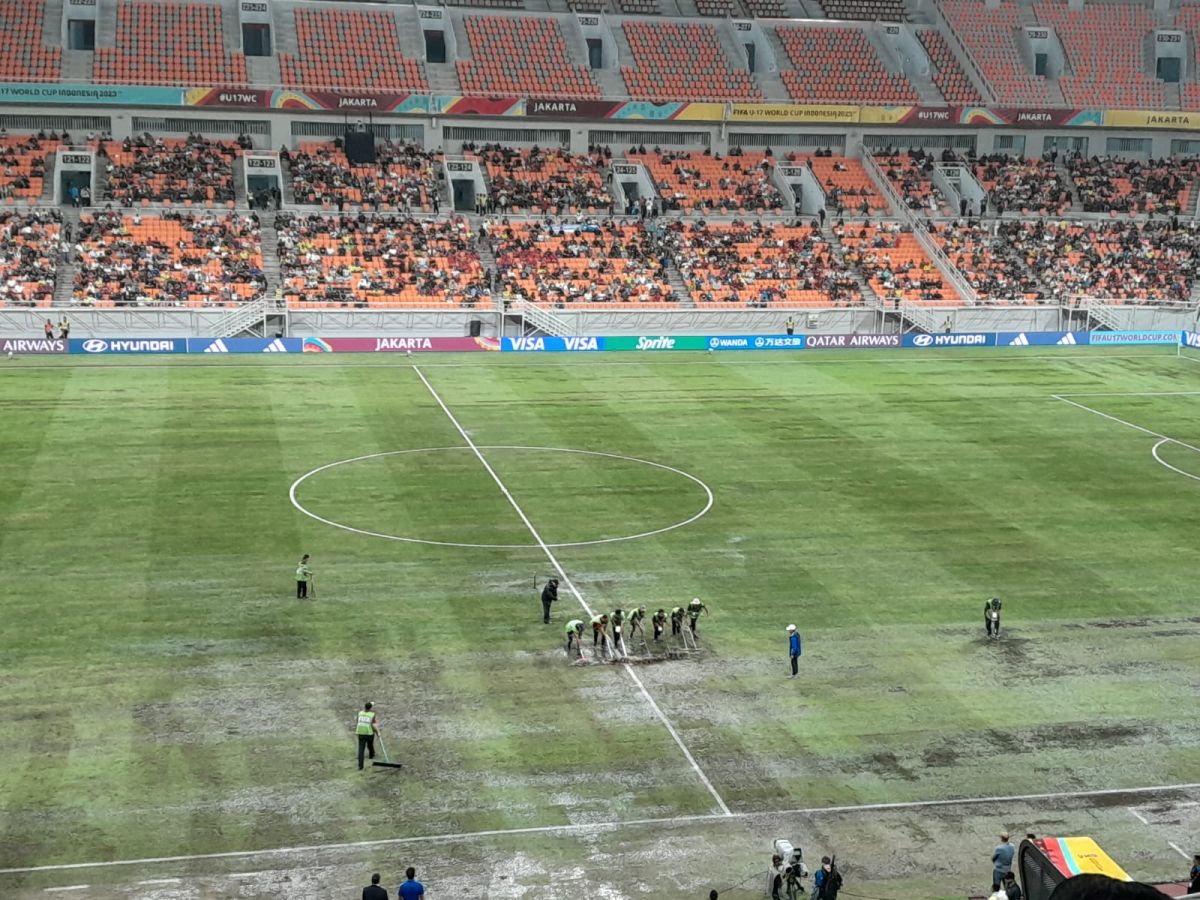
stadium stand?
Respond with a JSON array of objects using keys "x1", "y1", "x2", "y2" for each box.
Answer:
[
  {"x1": 276, "y1": 214, "x2": 485, "y2": 308},
  {"x1": 996, "y1": 218, "x2": 1200, "y2": 303},
  {"x1": 776, "y1": 25, "x2": 919, "y2": 105},
  {"x1": 817, "y1": 0, "x2": 907, "y2": 21},
  {"x1": 972, "y1": 154, "x2": 1071, "y2": 215},
  {"x1": 1064, "y1": 155, "x2": 1196, "y2": 215},
  {"x1": 917, "y1": 28, "x2": 984, "y2": 104},
  {"x1": 743, "y1": 0, "x2": 785, "y2": 15},
  {"x1": 939, "y1": 0, "x2": 1051, "y2": 106},
  {"x1": 279, "y1": 7, "x2": 427, "y2": 92},
  {"x1": 836, "y1": 221, "x2": 956, "y2": 305},
  {"x1": 0, "y1": 134, "x2": 58, "y2": 202},
  {"x1": 1179, "y1": 4, "x2": 1200, "y2": 111},
  {"x1": 794, "y1": 153, "x2": 890, "y2": 215},
  {"x1": 286, "y1": 141, "x2": 441, "y2": 211},
  {"x1": 98, "y1": 137, "x2": 239, "y2": 205},
  {"x1": 73, "y1": 210, "x2": 265, "y2": 306},
  {"x1": 0, "y1": 209, "x2": 59, "y2": 307},
  {"x1": 457, "y1": 15, "x2": 600, "y2": 99},
  {"x1": 670, "y1": 220, "x2": 863, "y2": 307},
  {"x1": 632, "y1": 149, "x2": 783, "y2": 213},
  {"x1": 471, "y1": 145, "x2": 609, "y2": 213},
  {"x1": 620, "y1": 21, "x2": 761, "y2": 102},
  {"x1": 876, "y1": 151, "x2": 953, "y2": 216},
  {"x1": 0, "y1": 0, "x2": 61, "y2": 83},
  {"x1": 1033, "y1": 1, "x2": 1164, "y2": 109},
  {"x1": 617, "y1": 0, "x2": 661, "y2": 15},
  {"x1": 95, "y1": 1, "x2": 246, "y2": 87},
  {"x1": 928, "y1": 219, "x2": 1044, "y2": 304},
  {"x1": 444, "y1": 0, "x2": 524, "y2": 9},
  {"x1": 567, "y1": 0, "x2": 606, "y2": 11},
  {"x1": 489, "y1": 219, "x2": 678, "y2": 308}
]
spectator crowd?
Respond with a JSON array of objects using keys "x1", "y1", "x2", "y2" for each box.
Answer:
[
  {"x1": 286, "y1": 140, "x2": 442, "y2": 212},
  {"x1": 99, "y1": 134, "x2": 240, "y2": 205}
]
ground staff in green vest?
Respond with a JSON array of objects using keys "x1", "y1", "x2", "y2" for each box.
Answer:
[
  {"x1": 565, "y1": 619, "x2": 583, "y2": 658},
  {"x1": 296, "y1": 554, "x2": 312, "y2": 599},
  {"x1": 356, "y1": 701, "x2": 379, "y2": 769}
]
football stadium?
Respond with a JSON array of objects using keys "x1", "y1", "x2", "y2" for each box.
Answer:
[{"x1": 2, "y1": 0, "x2": 1200, "y2": 897}]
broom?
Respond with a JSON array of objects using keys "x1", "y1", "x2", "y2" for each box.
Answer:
[{"x1": 372, "y1": 732, "x2": 403, "y2": 769}]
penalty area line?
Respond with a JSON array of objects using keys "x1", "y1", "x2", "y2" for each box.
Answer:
[
  {"x1": 411, "y1": 364, "x2": 731, "y2": 817},
  {"x1": 8, "y1": 783, "x2": 1200, "y2": 877}
]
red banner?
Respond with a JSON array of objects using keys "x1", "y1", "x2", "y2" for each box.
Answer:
[
  {"x1": 525, "y1": 99, "x2": 625, "y2": 119},
  {"x1": 303, "y1": 336, "x2": 498, "y2": 353}
]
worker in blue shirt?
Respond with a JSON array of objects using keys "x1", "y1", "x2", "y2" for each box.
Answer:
[
  {"x1": 398, "y1": 866, "x2": 425, "y2": 900},
  {"x1": 787, "y1": 624, "x2": 801, "y2": 679}
]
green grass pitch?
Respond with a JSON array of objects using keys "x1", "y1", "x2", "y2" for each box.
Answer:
[{"x1": 2, "y1": 347, "x2": 1199, "y2": 898}]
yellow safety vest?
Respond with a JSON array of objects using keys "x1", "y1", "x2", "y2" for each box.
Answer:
[{"x1": 356, "y1": 710, "x2": 376, "y2": 735}]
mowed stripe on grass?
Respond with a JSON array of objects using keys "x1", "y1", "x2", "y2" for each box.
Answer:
[{"x1": 1, "y1": 351, "x2": 1199, "y2": 890}]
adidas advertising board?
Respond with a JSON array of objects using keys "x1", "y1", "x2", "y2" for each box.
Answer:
[
  {"x1": 185, "y1": 338, "x2": 303, "y2": 353},
  {"x1": 998, "y1": 331, "x2": 1090, "y2": 347},
  {"x1": 902, "y1": 333, "x2": 995, "y2": 348}
]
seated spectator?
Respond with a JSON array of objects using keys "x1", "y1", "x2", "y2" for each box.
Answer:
[
  {"x1": 277, "y1": 213, "x2": 485, "y2": 308},
  {"x1": 877, "y1": 150, "x2": 951, "y2": 216},
  {"x1": 972, "y1": 153, "x2": 1071, "y2": 215},
  {"x1": 835, "y1": 220, "x2": 955, "y2": 304},
  {"x1": 0, "y1": 134, "x2": 59, "y2": 201},
  {"x1": 927, "y1": 219, "x2": 1043, "y2": 304},
  {"x1": 472, "y1": 144, "x2": 609, "y2": 213},
  {"x1": 73, "y1": 210, "x2": 265, "y2": 307},
  {"x1": 99, "y1": 134, "x2": 239, "y2": 205},
  {"x1": 288, "y1": 140, "x2": 442, "y2": 211},
  {"x1": 1066, "y1": 153, "x2": 1199, "y2": 215},
  {"x1": 489, "y1": 217, "x2": 677, "y2": 308},
  {"x1": 633, "y1": 149, "x2": 783, "y2": 213},
  {"x1": 0, "y1": 209, "x2": 60, "y2": 307}
]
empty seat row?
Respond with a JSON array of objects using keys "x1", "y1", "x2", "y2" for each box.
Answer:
[
  {"x1": 621, "y1": 20, "x2": 760, "y2": 101},
  {"x1": 777, "y1": 25, "x2": 918, "y2": 105},
  {"x1": 280, "y1": 7, "x2": 427, "y2": 92},
  {"x1": 457, "y1": 15, "x2": 600, "y2": 99}
]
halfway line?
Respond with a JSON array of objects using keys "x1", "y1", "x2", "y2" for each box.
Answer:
[{"x1": 411, "y1": 365, "x2": 731, "y2": 817}]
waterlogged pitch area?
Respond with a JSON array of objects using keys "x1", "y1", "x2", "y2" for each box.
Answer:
[{"x1": 2, "y1": 347, "x2": 1200, "y2": 899}]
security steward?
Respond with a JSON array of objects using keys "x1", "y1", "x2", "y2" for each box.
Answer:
[
  {"x1": 296, "y1": 554, "x2": 312, "y2": 599},
  {"x1": 785, "y1": 316, "x2": 795, "y2": 336},
  {"x1": 355, "y1": 701, "x2": 379, "y2": 770},
  {"x1": 541, "y1": 577, "x2": 559, "y2": 624}
]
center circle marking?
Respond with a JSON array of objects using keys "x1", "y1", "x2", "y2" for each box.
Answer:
[{"x1": 288, "y1": 445, "x2": 715, "y2": 549}]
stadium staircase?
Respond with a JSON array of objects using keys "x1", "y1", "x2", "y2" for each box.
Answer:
[
  {"x1": 92, "y1": 159, "x2": 110, "y2": 203},
  {"x1": 926, "y1": 2, "x2": 997, "y2": 104},
  {"x1": 95, "y1": 0, "x2": 117, "y2": 55},
  {"x1": 1078, "y1": 298, "x2": 1124, "y2": 332},
  {"x1": 52, "y1": 208, "x2": 80, "y2": 306},
  {"x1": 822, "y1": 221, "x2": 883, "y2": 307},
  {"x1": 40, "y1": 153, "x2": 57, "y2": 204},
  {"x1": 258, "y1": 209, "x2": 281, "y2": 298},
  {"x1": 664, "y1": 261, "x2": 696, "y2": 308},
  {"x1": 232, "y1": 156, "x2": 247, "y2": 206},
  {"x1": 208, "y1": 297, "x2": 271, "y2": 337},
  {"x1": 476, "y1": 232, "x2": 497, "y2": 279},
  {"x1": 279, "y1": 158, "x2": 297, "y2": 205},
  {"x1": 506, "y1": 297, "x2": 573, "y2": 336},
  {"x1": 245, "y1": 55, "x2": 281, "y2": 89},
  {"x1": 862, "y1": 152, "x2": 978, "y2": 306},
  {"x1": 1052, "y1": 158, "x2": 1082, "y2": 213}
]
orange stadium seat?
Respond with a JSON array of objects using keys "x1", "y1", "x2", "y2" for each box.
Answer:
[
  {"x1": 696, "y1": 0, "x2": 734, "y2": 16},
  {"x1": 457, "y1": 16, "x2": 600, "y2": 99},
  {"x1": 1178, "y1": 5, "x2": 1200, "y2": 110},
  {"x1": 928, "y1": 220, "x2": 1043, "y2": 304},
  {"x1": 818, "y1": 0, "x2": 907, "y2": 21},
  {"x1": 876, "y1": 153, "x2": 954, "y2": 216},
  {"x1": 0, "y1": 210, "x2": 59, "y2": 307},
  {"x1": 288, "y1": 141, "x2": 442, "y2": 211},
  {"x1": 94, "y1": 2, "x2": 246, "y2": 87},
  {"x1": 743, "y1": 0, "x2": 784, "y2": 16},
  {"x1": 97, "y1": 137, "x2": 239, "y2": 205},
  {"x1": 672, "y1": 220, "x2": 862, "y2": 308},
  {"x1": 917, "y1": 28, "x2": 983, "y2": 104},
  {"x1": 0, "y1": 135, "x2": 59, "y2": 201},
  {"x1": 794, "y1": 154, "x2": 890, "y2": 214},
  {"x1": 278, "y1": 214, "x2": 485, "y2": 309},
  {"x1": 1034, "y1": 1, "x2": 1164, "y2": 109},
  {"x1": 492, "y1": 220, "x2": 678, "y2": 308},
  {"x1": 631, "y1": 149, "x2": 783, "y2": 213},
  {"x1": 835, "y1": 222, "x2": 958, "y2": 306},
  {"x1": 279, "y1": 8, "x2": 427, "y2": 92},
  {"x1": 776, "y1": 25, "x2": 919, "y2": 105},
  {"x1": 0, "y1": 0, "x2": 61, "y2": 82},
  {"x1": 73, "y1": 211, "x2": 265, "y2": 307},
  {"x1": 940, "y1": 0, "x2": 1051, "y2": 106},
  {"x1": 471, "y1": 146, "x2": 608, "y2": 214},
  {"x1": 620, "y1": 21, "x2": 761, "y2": 102}
]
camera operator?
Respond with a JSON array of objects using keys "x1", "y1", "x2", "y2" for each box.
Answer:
[{"x1": 813, "y1": 856, "x2": 843, "y2": 900}]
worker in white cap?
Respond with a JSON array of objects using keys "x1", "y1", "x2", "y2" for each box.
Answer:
[{"x1": 787, "y1": 624, "x2": 801, "y2": 679}]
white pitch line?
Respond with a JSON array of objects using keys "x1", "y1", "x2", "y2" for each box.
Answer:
[
  {"x1": 8, "y1": 783, "x2": 1200, "y2": 877},
  {"x1": 1057, "y1": 390, "x2": 1200, "y2": 398},
  {"x1": 1127, "y1": 806, "x2": 1150, "y2": 825},
  {"x1": 1169, "y1": 841, "x2": 1191, "y2": 860},
  {"x1": 411, "y1": 364, "x2": 732, "y2": 817},
  {"x1": 1151, "y1": 439, "x2": 1200, "y2": 482},
  {"x1": 136, "y1": 878, "x2": 181, "y2": 885},
  {"x1": 1052, "y1": 395, "x2": 1200, "y2": 456},
  {"x1": 43, "y1": 887, "x2": 88, "y2": 893}
]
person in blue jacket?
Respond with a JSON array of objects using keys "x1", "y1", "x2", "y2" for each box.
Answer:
[{"x1": 787, "y1": 624, "x2": 801, "y2": 679}]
